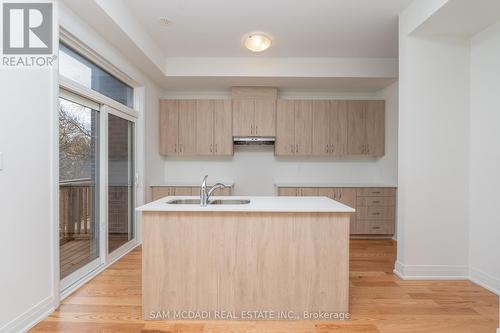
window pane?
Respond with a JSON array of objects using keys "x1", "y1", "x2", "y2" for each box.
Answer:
[
  {"x1": 59, "y1": 43, "x2": 134, "y2": 108},
  {"x1": 59, "y1": 97, "x2": 99, "y2": 279},
  {"x1": 108, "y1": 113, "x2": 134, "y2": 253}
]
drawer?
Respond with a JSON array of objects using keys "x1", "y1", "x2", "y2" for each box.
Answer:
[
  {"x1": 356, "y1": 188, "x2": 395, "y2": 197},
  {"x1": 356, "y1": 206, "x2": 395, "y2": 220},
  {"x1": 355, "y1": 220, "x2": 394, "y2": 234},
  {"x1": 357, "y1": 196, "x2": 395, "y2": 207}
]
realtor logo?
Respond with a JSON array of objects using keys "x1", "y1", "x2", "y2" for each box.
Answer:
[{"x1": 2, "y1": 2, "x2": 53, "y2": 54}]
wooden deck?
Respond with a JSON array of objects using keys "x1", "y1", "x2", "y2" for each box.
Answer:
[
  {"x1": 35, "y1": 240, "x2": 499, "y2": 333},
  {"x1": 60, "y1": 235, "x2": 129, "y2": 278}
]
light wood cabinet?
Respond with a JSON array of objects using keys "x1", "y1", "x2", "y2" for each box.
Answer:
[
  {"x1": 232, "y1": 87, "x2": 277, "y2": 137},
  {"x1": 178, "y1": 100, "x2": 197, "y2": 155},
  {"x1": 151, "y1": 185, "x2": 233, "y2": 201},
  {"x1": 213, "y1": 100, "x2": 233, "y2": 155},
  {"x1": 278, "y1": 186, "x2": 395, "y2": 236},
  {"x1": 347, "y1": 100, "x2": 385, "y2": 156},
  {"x1": 312, "y1": 100, "x2": 348, "y2": 155},
  {"x1": 159, "y1": 99, "x2": 233, "y2": 156},
  {"x1": 275, "y1": 100, "x2": 313, "y2": 155},
  {"x1": 159, "y1": 100, "x2": 179, "y2": 155}
]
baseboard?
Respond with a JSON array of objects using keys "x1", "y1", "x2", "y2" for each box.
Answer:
[
  {"x1": 469, "y1": 267, "x2": 500, "y2": 295},
  {"x1": 0, "y1": 295, "x2": 55, "y2": 333},
  {"x1": 394, "y1": 260, "x2": 469, "y2": 280}
]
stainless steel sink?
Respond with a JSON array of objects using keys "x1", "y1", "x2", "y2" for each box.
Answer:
[
  {"x1": 166, "y1": 199, "x2": 250, "y2": 205},
  {"x1": 210, "y1": 199, "x2": 250, "y2": 205},
  {"x1": 167, "y1": 199, "x2": 201, "y2": 205}
]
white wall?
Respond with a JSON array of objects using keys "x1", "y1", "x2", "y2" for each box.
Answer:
[
  {"x1": 396, "y1": 2, "x2": 471, "y2": 278},
  {"x1": 155, "y1": 83, "x2": 399, "y2": 196},
  {"x1": 469, "y1": 21, "x2": 500, "y2": 293},
  {"x1": 0, "y1": 67, "x2": 58, "y2": 331}
]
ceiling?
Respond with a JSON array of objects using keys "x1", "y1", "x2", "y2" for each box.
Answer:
[
  {"x1": 413, "y1": 0, "x2": 500, "y2": 37},
  {"x1": 123, "y1": 0, "x2": 412, "y2": 58}
]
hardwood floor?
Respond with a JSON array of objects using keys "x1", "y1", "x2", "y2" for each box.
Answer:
[{"x1": 32, "y1": 240, "x2": 499, "y2": 333}]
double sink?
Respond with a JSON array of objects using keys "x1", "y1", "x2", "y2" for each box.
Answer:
[{"x1": 167, "y1": 199, "x2": 250, "y2": 205}]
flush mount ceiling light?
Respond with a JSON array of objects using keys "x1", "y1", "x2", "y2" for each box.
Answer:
[
  {"x1": 159, "y1": 17, "x2": 172, "y2": 27},
  {"x1": 243, "y1": 32, "x2": 272, "y2": 52}
]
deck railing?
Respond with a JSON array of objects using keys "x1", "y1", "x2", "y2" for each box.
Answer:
[{"x1": 59, "y1": 178, "x2": 95, "y2": 245}]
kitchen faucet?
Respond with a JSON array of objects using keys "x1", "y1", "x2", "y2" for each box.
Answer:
[{"x1": 200, "y1": 175, "x2": 227, "y2": 206}]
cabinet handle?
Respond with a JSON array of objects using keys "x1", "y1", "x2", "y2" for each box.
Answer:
[
  {"x1": 180, "y1": 144, "x2": 183, "y2": 153},
  {"x1": 372, "y1": 226, "x2": 381, "y2": 230},
  {"x1": 215, "y1": 144, "x2": 218, "y2": 153},
  {"x1": 372, "y1": 191, "x2": 381, "y2": 194},
  {"x1": 210, "y1": 144, "x2": 213, "y2": 153},
  {"x1": 290, "y1": 144, "x2": 294, "y2": 153},
  {"x1": 295, "y1": 143, "x2": 298, "y2": 153},
  {"x1": 372, "y1": 200, "x2": 381, "y2": 204},
  {"x1": 251, "y1": 124, "x2": 253, "y2": 135},
  {"x1": 174, "y1": 143, "x2": 177, "y2": 153},
  {"x1": 326, "y1": 144, "x2": 329, "y2": 153},
  {"x1": 255, "y1": 125, "x2": 258, "y2": 135},
  {"x1": 372, "y1": 212, "x2": 381, "y2": 216}
]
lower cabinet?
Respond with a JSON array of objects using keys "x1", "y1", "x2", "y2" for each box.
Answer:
[
  {"x1": 151, "y1": 186, "x2": 232, "y2": 201},
  {"x1": 277, "y1": 186, "x2": 396, "y2": 237}
]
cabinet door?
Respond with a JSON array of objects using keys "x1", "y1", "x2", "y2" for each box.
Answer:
[
  {"x1": 318, "y1": 187, "x2": 336, "y2": 200},
  {"x1": 330, "y1": 100, "x2": 348, "y2": 155},
  {"x1": 232, "y1": 99, "x2": 254, "y2": 136},
  {"x1": 151, "y1": 187, "x2": 171, "y2": 201},
  {"x1": 312, "y1": 100, "x2": 330, "y2": 155},
  {"x1": 365, "y1": 101, "x2": 385, "y2": 156},
  {"x1": 347, "y1": 100, "x2": 367, "y2": 155},
  {"x1": 298, "y1": 187, "x2": 318, "y2": 196},
  {"x1": 178, "y1": 100, "x2": 197, "y2": 154},
  {"x1": 213, "y1": 100, "x2": 233, "y2": 155},
  {"x1": 294, "y1": 100, "x2": 313, "y2": 155},
  {"x1": 195, "y1": 100, "x2": 214, "y2": 155},
  {"x1": 278, "y1": 187, "x2": 298, "y2": 196},
  {"x1": 254, "y1": 99, "x2": 276, "y2": 136},
  {"x1": 337, "y1": 188, "x2": 356, "y2": 233},
  {"x1": 172, "y1": 187, "x2": 194, "y2": 196},
  {"x1": 159, "y1": 100, "x2": 178, "y2": 155},
  {"x1": 275, "y1": 100, "x2": 295, "y2": 155}
]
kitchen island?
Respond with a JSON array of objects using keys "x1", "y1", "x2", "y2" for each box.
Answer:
[{"x1": 137, "y1": 196, "x2": 354, "y2": 320}]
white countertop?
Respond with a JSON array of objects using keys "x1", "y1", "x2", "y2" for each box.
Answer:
[
  {"x1": 150, "y1": 182, "x2": 234, "y2": 187},
  {"x1": 136, "y1": 196, "x2": 355, "y2": 213},
  {"x1": 274, "y1": 182, "x2": 397, "y2": 188}
]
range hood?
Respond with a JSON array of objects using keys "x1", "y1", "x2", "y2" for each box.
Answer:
[{"x1": 233, "y1": 136, "x2": 275, "y2": 145}]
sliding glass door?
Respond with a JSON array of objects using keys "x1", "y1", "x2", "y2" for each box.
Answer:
[
  {"x1": 59, "y1": 96, "x2": 100, "y2": 281},
  {"x1": 107, "y1": 110, "x2": 135, "y2": 254}
]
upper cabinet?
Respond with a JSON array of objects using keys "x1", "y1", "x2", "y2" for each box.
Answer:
[
  {"x1": 232, "y1": 87, "x2": 277, "y2": 137},
  {"x1": 159, "y1": 92, "x2": 385, "y2": 158},
  {"x1": 312, "y1": 100, "x2": 348, "y2": 156},
  {"x1": 347, "y1": 100, "x2": 385, "y2": 156},
  {"x1": 277, "y1": 99, "x2": 385, "y2": 157},
  {"x1": 159, "y1": 99, "x2": 233, "y2": 156},
  {"x1": 275, "y1": 100, "x2": 313, "y2": 155}
]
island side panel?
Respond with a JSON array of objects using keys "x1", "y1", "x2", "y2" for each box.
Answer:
[{"x1": 142, "y1": 211, "x2": 350, "y2": 319}]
